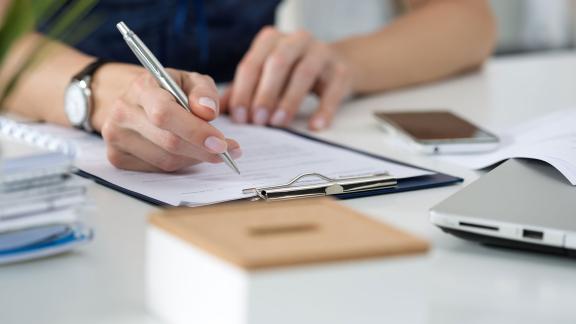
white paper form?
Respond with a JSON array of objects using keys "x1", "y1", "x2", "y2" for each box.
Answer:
[
  {"x1": 7, "y1": 118, "x2": 431, "y2": 206},
  {"x1": 438, "y1": 109, "x2": 576, "y2": 185}
]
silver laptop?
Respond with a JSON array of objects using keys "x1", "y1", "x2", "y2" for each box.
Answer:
[{"x1": 430, "y1": 159, "x2": 576, "y2": 256}]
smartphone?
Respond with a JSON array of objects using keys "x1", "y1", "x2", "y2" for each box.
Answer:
[{"x1": 374, "y1": 111, "x2": 500, "y2": 154}]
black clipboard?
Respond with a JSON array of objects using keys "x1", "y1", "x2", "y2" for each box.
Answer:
[{"x1": 75, "y1": 128, "x2": 462, "y2": 207}]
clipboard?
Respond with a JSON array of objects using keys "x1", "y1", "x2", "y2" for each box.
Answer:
[{"x1": 76, "y1": 128, "x2": 462, "y2": 206}]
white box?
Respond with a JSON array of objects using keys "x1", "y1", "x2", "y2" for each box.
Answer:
[{"x1": 146, "y1": 199, "x2": 428, "y2": 324}]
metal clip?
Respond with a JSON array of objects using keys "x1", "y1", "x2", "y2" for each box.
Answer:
[{"x1": 242, "y1": 173, "x2": 397, "y2": 201}]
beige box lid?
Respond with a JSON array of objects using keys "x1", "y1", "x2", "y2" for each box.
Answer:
[{"x1": 150, "y1": 198, "x2": 429, "y2": 270}]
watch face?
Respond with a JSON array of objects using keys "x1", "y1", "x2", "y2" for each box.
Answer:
[{"x1": 64, "y1": 81, "x2": 89, "y2": 126}]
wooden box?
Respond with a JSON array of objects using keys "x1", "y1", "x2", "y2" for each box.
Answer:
[{"x1": 146, "y1": 198, "x2": 428, "y2": 324}]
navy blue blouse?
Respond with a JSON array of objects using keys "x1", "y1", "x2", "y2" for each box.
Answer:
[{"x1": 39, "y1": 0, "x2": 281, "y2": 82}]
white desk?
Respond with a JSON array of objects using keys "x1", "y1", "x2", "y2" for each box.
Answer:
[{"x1": 2, "y1": 52, "x2": 575, "y2": 324}]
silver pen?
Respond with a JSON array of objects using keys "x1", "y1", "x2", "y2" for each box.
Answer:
[{"x1": 116, "y1": 21, "x2": 240, "y2": 174}]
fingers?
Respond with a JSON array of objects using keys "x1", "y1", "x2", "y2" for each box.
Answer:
[
  {"x1": 134, "y1": 82, "x2": 230, "y2": 155},
  {"x1": 225, "y1": 138, "x2": 242, "y2": 159},
  {"x1": 250, "y1": 30, "x2": 313, "y2": 125},
  {"x1": 106, "y1": 150, "x2": 162, "y2": 173},
  {"x1": 272, "y1": 43, "x2": 330, "y2": 127},
  {"x1": 103, "y1": 105, "x2": 242, "y2": 172},
  {"x1": 229, "y1": 27, "x2": 350, "y2": 130},
  {"x1": 229, "y1": 26, "x2": 282, "y2": 123},
  {"x1": 104, "y1": 126, "x2": 203, "y2": 172},
  {"x1": 219, "y1": 85, "x2": 232, "y2": 115},
  {"x1": 101, "y1": 68, "x2": 243, "y2": 172},
  {"x1": 115, "y1": 102, "x2": 227, "y2": 160},
  {"x1": 178, "y1": 70, "x2": 220, "y2": 121},
  {"x1": 309, "y1": 62, "x2": 352, "y2": 131}
]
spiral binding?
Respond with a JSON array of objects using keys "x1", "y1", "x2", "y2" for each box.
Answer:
[{"x1": 0, "y1": 117, "x2": 76, "y2": 157}]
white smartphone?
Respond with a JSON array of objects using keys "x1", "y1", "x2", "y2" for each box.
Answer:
[{"x1": 374, "y1": 111, "x2": 500, "y2": 154}]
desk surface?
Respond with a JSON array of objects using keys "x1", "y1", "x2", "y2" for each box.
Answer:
[{"x1": 2, "y1": 52, "x2": 576, "y2": 324}]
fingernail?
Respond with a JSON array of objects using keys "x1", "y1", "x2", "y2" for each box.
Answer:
[
  {"x1": 230, "y1": 147, "x2": 243, "y2": 159},
  {"x1": 253, "y1": 107, "x2": 269, "y2": 125},
  {"x1": 233, "y1": 106, "x2": 247, "y2": 123},
  {"x1": 270, "y1": 110, "x2": 286, "y2": 126},
  {"x1": 204, "y1": 136, "x2": 227, "y2": 153},
  {"x1": 313, "y1": 117, "x2": 326, "y2": 130},
  {"x1": 198, "y1": 97, "x2": 218, "y2": 113}
]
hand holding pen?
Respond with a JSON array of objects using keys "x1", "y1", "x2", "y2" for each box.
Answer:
[{"x1": 92, "y1": 22, "x2": 242, "y2": 173}]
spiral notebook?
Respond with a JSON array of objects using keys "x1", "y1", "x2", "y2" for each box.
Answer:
[
  {"x1": 0, "y1": 122, "x2": 93, "y2": 264},
  {"x1": 0, "y1": 117, "x2": 462, "y2": 206}
]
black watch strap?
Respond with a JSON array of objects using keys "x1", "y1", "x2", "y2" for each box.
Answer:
[{"x1": 73, "y1": 58, "x2": 110, "y2": 81}]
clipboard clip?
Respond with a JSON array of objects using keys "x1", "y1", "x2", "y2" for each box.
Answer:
[{"x1": 242, "y1": 173, "x2": 397, "y2": 201}]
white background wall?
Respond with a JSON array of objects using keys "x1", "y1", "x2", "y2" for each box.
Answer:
[
  {"x1": 276, "y1": 0, "x2": 393, "y2": 42},
  {"x1": 276, "y1": 0, "x2": 576, "y2": 55}
]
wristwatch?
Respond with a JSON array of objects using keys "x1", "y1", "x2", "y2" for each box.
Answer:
[{"x1": 64, "y1": 59, "x2": 109, "y2": 132}]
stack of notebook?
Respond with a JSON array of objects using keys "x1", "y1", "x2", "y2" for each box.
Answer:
[{"x1": 0, "y1": 133, "x2": 92, "y2": 265}]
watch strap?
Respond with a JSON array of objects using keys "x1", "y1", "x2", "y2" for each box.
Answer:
[{"x1": 73, "y1": 58, "x2": 110, "y2": 81}]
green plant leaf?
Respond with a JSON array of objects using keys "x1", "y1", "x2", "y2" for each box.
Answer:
[
  {"x1": 43, "y1": 0, "x2": 99, "y2": 41},
  {"x1": 0, "y1": 0, "x2": 101, "y2": 108},
  {"x1": 32, "y1": 0, "x2": 72, "y2": 26},
  {"x1": 0, "y1": 0, "x2": 36, "y2": 67}
]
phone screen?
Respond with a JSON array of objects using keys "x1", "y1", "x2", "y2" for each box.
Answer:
[{"x1": 374, "y1": 111, "x2": 498, "y2": 143}]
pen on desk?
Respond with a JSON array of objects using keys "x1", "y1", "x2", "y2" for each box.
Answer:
[{"x1": 116, "y1": 21, "x2": 241, "y2": 175}]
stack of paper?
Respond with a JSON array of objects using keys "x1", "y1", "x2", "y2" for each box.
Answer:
[
  {"x1": 0, "y1": 136, "x2": 92, "y2": 264},
  {"x1": 438, "y1": 108, "x2": 576, "y2": 185}
]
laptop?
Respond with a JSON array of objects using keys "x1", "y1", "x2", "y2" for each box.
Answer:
[{"x1": 430, "y1": 159, "x2": 576, "y2": 257}]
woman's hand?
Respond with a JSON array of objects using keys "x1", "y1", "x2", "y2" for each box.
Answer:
[
  {"x1": 97, "y1": 67, "x2": 241, "y2": 172},
  {"x1": 224, "y1": 26, "x2": 354, "y2": 131}
]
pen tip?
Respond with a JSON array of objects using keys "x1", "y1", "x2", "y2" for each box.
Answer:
[
  {"x1": 221, "y1": 152, "x2": 241, "y2": 175},
  {"x1": 231, "y1": 163, "x2": 241, "y2": 175}
]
